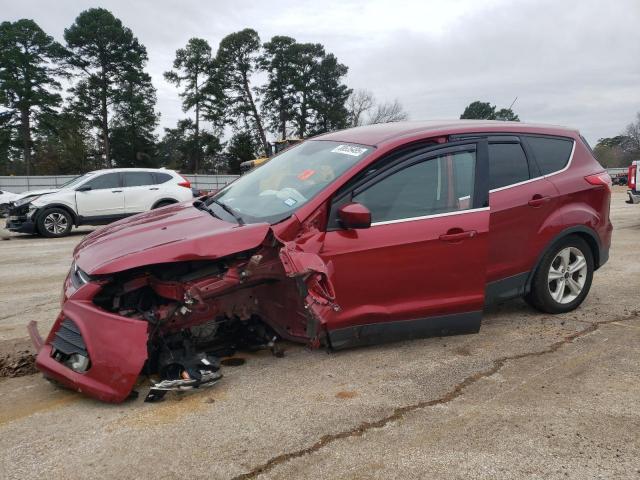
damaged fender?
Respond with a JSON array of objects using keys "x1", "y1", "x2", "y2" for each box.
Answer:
[{"x1": 278, "y1": 243, "x2": 339, "y2": 346}]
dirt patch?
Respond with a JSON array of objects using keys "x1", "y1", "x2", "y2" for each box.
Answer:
[
  {"x1": 454, "y1": 345, "x2": 472, "y2": 356},
  {"x1": 0, "y1": 351, "x2": 37, "y2": 378},
  {"x1": 335, "y1": 390, "x2": 358, "y2": 399}
]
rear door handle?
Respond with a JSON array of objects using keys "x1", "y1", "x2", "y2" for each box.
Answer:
[
  {"x1": 528, "y1": 195, "x2": 551, "y2": 207},
  {"x1": 111, "y1": 190, "x2": 122, "y2": 193},
  {"x1": 439, "y1": 230, "x2": 477, "y2": 242},
  {"x1": 149, "y1": 187, "x2": 159, "y2": 190}
]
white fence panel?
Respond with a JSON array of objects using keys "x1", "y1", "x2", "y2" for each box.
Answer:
[{"x1": 0, "y1": 174, "x2": 238, "y2": 193}]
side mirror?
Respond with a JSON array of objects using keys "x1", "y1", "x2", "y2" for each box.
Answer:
[
  {"x1": 338, "y1": 202, "x2": 371, "y2": 229},
  {"x1": 76, "y1": 185, "x2": 92, "y2": 192}
]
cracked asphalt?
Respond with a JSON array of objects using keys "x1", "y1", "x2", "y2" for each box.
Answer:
[{"x1": 0, "y1": 189, "x2": 639, "y2": 480}]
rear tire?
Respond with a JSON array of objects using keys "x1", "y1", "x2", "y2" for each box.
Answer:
[
  {"x1": 37, "y1": 208, "x2": 72, "y2": 238},
  {"x1": 525, "y1": 236, "x2": 594, "y2": 314}
]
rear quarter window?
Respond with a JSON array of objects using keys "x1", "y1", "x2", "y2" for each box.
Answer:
[
  {"x1": 155, "y1": 172, "x2": 173, "y2": 184},
  {"x1": 525, "y1": 136, "x2": 574, "y2": 175}
]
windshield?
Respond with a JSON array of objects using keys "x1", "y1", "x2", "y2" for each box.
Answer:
[
  {"x1": 60, "y1": 173, "x2": 95, "y2": 189},
  {"x1": 209, "y1": 140, "x2": 373, "y2": 224}
]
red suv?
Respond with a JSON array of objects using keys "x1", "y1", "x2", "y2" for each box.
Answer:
[{"x1": 28, "y1": 121, "x2": 612, "y2": 402}]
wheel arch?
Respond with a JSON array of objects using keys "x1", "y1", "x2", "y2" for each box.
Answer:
[
  {"x1": 525, "y1": 225, "x2": 601, "y2": 294},
  {"x1": 36, "y1": 203, "x2": 79, "y2": 226},
  {"x1": 151, "y1": 198, "x2": 178, "y2": 209}
]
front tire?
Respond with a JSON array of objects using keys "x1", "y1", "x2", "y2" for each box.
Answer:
[
  {"x1": 526, "y1": 236, "x2": 594, "y2": 314},
  {"x1": 37, "y1": 208, "x2": 73, "y2": 238}
]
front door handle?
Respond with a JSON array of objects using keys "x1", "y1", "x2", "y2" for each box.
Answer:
[
  {"x1": 439, "y1": 229, "x2": 477, "y2": 242},
  {"x1": 111, "y1": 190, "x2": 122, "y2": 193},
  {"x1": 149, "y1": 187, "x2": 159, "y2": 190},
  {"x1": 528, "y1": 195, "x2": 551, "y2": 207}
]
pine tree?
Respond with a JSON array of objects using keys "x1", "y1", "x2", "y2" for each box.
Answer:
[
  {"x1": 260, "y1": 36, "x2": 298, "y2": 140},
  {"x1": 64, "y1": 8, "x2": 148, "y2": 166},
  {"x1": 164, "y1": 38, "x2": 222, "y2": 173},
  {"x1": 0, "y1": 19, "x2": 67, "y2": 175},
  {"x1": 217, "y1": 29, "x2": 268, "y2": 155},
  {"x1": 110, "y1": 70, "x2": 159, "y2": 167}
]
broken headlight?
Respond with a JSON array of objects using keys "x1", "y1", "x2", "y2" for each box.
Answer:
[
  {"x1": 70, "y1": 261, "x2": 92, "y2": 288},
  {"x1": 13, "y1": 195, "x2": 40, "y2": 207}
]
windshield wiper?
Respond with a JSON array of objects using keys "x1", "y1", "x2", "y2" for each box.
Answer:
[
  {"x1": 212, "y1": 199, "x2": 244, "y2": 225},
  {"x1": 194, "y1": 199, "x2": 222, "y2": 220}
]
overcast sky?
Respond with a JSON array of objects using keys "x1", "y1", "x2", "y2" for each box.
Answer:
[{"x1": 4, "y1": 0, "x2": 640, "y2": 144}]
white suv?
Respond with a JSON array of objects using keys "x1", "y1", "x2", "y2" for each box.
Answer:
[{"x1": 6, "y1": 168, "x2": 194, "y2": 238}]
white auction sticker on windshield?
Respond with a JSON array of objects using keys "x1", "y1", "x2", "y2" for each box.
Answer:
[
  {"x1": 331, "y1": 144, "x2": 368, "y2": 156},
  {"x1": 284, "y1": 198, "x2": 297, "y2": 207}
]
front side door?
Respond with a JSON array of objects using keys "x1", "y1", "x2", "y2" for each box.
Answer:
[
  {"x1": 75, "y1": 172, "x2": 125, "y2": 218},
  {"x1": 122, "y1": 171, "x2": 158, "y2": 213},
  {"x1": 320, "y1": 142, "x2": 490, "y2": 348}
]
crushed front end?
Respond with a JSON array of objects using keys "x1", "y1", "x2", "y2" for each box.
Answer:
[
  {"x1": 6, "y1": 201, "x2": 39, "y2": 234},
  {"x1": 29, "y1": 228, "x2": 337, "y2": 403}
]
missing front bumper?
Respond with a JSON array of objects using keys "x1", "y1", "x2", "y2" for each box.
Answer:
[{"x1": 6, "y1": 217, "x2": 37, "y2": 234}]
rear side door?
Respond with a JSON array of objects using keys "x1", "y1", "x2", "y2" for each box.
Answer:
[
  {"x1": 484, "y1": 137, "x2": 559, "y2": 289},
  {"x1": 320, "y1": 141, "x2": 490, "y2": 348},
  {"x1": 75, "y1": 172, "x2": 124, "y2": 218},
  {"x1": 122, "y1": 171, "x2": 158, "y2": 213}
]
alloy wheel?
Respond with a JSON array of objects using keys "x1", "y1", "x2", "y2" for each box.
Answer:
[
  {"x1": 547, "y1": 246, "x2": 588, "y2": 304},
  {"x1": 43, "y1": 212, "x2": 68, "y2": 235}
]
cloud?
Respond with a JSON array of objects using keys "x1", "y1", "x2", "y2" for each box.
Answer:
[{"x1": 4, "y1": 0, "x2": 639, "y2": 143}]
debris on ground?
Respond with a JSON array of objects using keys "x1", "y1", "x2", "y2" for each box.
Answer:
[{"x1": 0, "y1": 351, "x2": 37, "y2": 378}]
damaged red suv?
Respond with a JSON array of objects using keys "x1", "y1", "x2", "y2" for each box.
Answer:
[{"x1": 28, "y1": 121, "x2": 612, "y2": 403}]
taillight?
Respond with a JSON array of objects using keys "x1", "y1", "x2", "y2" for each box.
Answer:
[
  {"x1": 629, "y1": 165, "x2": 637, "y2": 190},
  {"x1": 585, "y1": 172, "x2": 612, "y2": 190},
  {"x1": 178, "y1": 175, "x2": 191, "y2": 189}
]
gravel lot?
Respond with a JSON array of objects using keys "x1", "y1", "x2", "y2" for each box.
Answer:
[{"x1": 0, "y1": 189, "x2": 638, "y2": 480}]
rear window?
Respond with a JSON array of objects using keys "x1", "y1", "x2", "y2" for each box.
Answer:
[
  {"x1": 124, "y1": 171, "x2": 156, "y2": 187},
  {"x1": 155, "y1": 172, "x2": 173, "y2": 184},
  {"x1": 488, "y1": 143, "x2": 529, "y2": 190},
  {"x1": 525, "y1": 136, "x2": 574, "y2": 175}
]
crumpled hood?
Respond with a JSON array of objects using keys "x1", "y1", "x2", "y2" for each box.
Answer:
[
  {"x1": 74, "y1": 202, "x2": 271, "y2": 275},
  {"x1": 9, "y1": 188, "x2": 59, "y2": 204},
  {"x1": 19, "y1": 188, "x2": 59, "y2": 197},
  {"x1": 0, "y1": 191, "x2": 21, "y2": 204}
]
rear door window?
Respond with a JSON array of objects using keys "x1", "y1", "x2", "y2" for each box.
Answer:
[
  {"x1": 488, "y1": 143, "x2": 529, "y2": 190},
  {"x1": 84, "y1": 173, "x2": 120, "y2": 190},
  {"x1": 525, "y1": 136, "x2": 574, "y2": 175},
  {"x1": 124, "y1": 171, "x2": 156, "y2": 187}
]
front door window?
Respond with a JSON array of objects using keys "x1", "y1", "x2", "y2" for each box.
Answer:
[{"x1": 353, "y1": 150, "x2": 476, "y2": 224}]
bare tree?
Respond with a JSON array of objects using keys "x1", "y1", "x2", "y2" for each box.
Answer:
[
  {"x1": 346, "y1": 89, "x2": 374, "y2": 127},
  {"x1": 625, "y1": 112, "x2": 640, "y2": 153},
  {"x1": 346, "y1": 89, "x2": 408, "y2": 127},
  {"x1": 368, "y1": 99, "x2": 409, "y2": 124}
]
